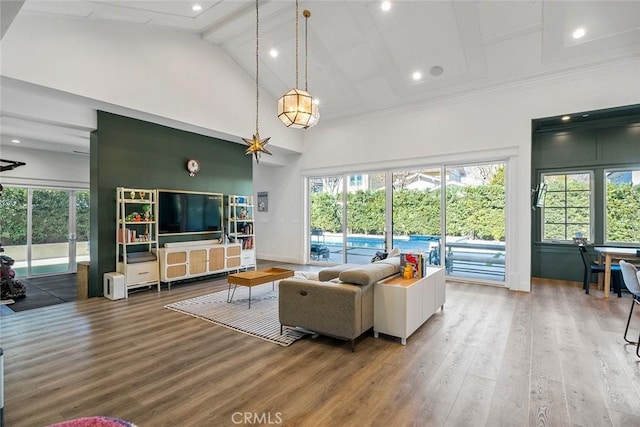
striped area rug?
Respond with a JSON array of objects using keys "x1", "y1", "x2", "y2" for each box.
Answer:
[{"x1": 164, "y1": 284, "x2": 306, "y2": 347}]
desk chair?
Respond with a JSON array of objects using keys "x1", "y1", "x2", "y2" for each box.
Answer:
[
  {"x1": 578, "y1": 245, "x2": 622, "y2": 297},
  {"x1": 619, "y1": 260, "x2": 640, "y2": 358}
]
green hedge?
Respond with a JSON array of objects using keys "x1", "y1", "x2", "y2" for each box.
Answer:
[
  {"x1": 311, "y1": 185, "x2": 506, "y2": 241},
  {"x1": 311, "y1": 183, "x2": 640, "y2": 242},
  {"x1": 0, "y1": 188, "x2": 90, "y2": 245}
]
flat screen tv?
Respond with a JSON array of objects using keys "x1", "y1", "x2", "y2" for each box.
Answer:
[{"x1": 158, "y1": 190, "x2": 223, "y2": 235}]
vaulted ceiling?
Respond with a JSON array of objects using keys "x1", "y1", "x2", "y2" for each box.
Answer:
[{"x1": 2, "y1": 0, "x2": 640, "y2": 154}]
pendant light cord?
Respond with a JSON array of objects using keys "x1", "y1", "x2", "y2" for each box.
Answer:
[
  {"x1": 295, "y1": 0, "x2": 299, "y2": 89},
  {"x1": 255, "y1": 0, "x2": 260, "y2": 133},
  {"x1": 304, "y1": 9, "x2": 308, "y2": 91}
]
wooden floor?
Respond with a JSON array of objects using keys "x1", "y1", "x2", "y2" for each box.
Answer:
[{"x1": 2, "y1": 271, "x2": 640, "y2": 426}]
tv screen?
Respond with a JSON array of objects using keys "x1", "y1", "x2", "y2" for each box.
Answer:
[{"x1": 158, "y1": 190, "x2": 223, "y2": 235}]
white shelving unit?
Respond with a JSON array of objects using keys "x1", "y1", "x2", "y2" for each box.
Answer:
[
  {"x1": 116, "y1": 187, "x2": 160, "y2": 295},
  {"x1": 227, "y1": 194, "x2": 256, "y2": 270}
]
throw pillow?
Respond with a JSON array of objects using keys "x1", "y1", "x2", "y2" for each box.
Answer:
[
  {"x1": 387, "y1": 247, "x2": 400, "y2": 257},
  {"x1": 371, "y1": 251, "x2": 388, "y2": 263}
]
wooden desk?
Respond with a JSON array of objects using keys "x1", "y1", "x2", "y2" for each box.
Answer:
[{"x1": 593, "y1": 247, "x2": 640, "y2": 298}]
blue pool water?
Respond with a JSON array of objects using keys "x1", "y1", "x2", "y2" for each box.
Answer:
[{"x1": 316, "y1": 234, "x2": 440, "y2": 251}]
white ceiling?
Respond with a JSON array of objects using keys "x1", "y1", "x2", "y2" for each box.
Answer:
[{"x1": 2, "y1": 0, "x2": 640, "y2": 155}]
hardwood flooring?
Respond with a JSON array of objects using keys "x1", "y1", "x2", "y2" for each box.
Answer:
[{"x1": 2, "y1": 270, "x2": 640, "y2": 427}]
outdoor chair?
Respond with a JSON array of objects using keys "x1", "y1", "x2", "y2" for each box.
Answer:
[
  {"x1": 578, "y1": 245, "x2": 622, "y2": 296},
  {"x1": 619, "y1": 260, "x2": 640, "y2": 358}
]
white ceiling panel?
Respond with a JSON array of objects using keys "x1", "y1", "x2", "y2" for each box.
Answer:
[
  {"x1": 331, "y1": 42, "x2": 381, "y2": 83},
  {"x1": 5, "y1": 0, "x2": 640, "y2": 155},
  {"x1": 476, "y1": 0, "x2": 542, "y2": 42}
]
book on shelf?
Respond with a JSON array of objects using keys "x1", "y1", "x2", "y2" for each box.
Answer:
[
  {"x1": 242, "y1": 236, "x2": 254, "y2": 250},
  {"x1": 242, "y1": 223, "x2": 253, "y2": 235},
  {"x1": 400, "y1": 252, "x2": 425, "y2": 278},
  {"x1": 118, "y1": 228, "x2": 137, "y2": 243}
]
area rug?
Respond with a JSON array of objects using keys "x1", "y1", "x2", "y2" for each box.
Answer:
[{"x1": 164, "y1": 284, "x2": 306, "y2": 347}]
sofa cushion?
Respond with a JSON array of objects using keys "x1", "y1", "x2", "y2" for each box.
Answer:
[
  {"x1": 375, "y1": 256, "x2": 401, "y2": 268},
  {"x1": 338, "y1": 261, "x2": 399, "y2": 286},
  {"x1": 318, "y1": 263, "x2": 360, "y2": 282}
]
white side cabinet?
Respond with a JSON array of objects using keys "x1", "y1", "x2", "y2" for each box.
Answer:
[
  {"x1": 158, "y1": 240, "x2": 242, "y2": 288},
  {"x1": 374, "y1": 266, "x2": 445, "y2": 345}
]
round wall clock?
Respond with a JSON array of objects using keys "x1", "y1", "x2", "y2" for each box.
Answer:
[
  {"x1": 187, "y1": 159, "x2": 200, "y2": 176},
  {"x1": 186, "y1": 159, "x2": 200, "y2": 176}
]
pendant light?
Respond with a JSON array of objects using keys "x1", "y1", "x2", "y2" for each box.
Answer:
[
  {"x1": 242, "y1": 0, "x2": 272, "y2": 163},
  {"x1": 277, "y1": 0, "x2": 318, "y2": 129}
]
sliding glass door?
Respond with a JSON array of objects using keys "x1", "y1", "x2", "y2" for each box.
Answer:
[
  {"x1": 308, "y1": 173, "x2": 386, "y2": 264},
  {"x1": 391, "y1": 168, "x2": 442, "y2": 265},
  {"x1": 309, "y1": 176, "x2": 344, "y2": 263},
  {"x1": 307, "y1": 161, "x2": 507, "y2": 284},
  {"x1": 345, "y1": 172, "x2": 386, "y2": 264},
  {"x1": 0, "y1": 186, "x2": 89, "y2": 277},
  {"x1": 444, "y1": 163, "x2": 506, "y2": 282}
]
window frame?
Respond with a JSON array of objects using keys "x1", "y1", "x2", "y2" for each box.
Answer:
[
  {"x1": 603, "y1": 165, "x2": 640, "y2": 245},
  {"x1": 540, "y1": 170, "x2": 594, "y2": 243}
]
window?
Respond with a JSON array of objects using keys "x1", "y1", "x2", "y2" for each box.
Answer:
[
  {"x1": 605, "y1": 168, "x2": 640, "y2": 243},
  {"x1": 542, "y1": 172, "x2": 592, "y2": 241}
]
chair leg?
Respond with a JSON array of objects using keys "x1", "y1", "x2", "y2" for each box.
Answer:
[
  {"x1": 624, "y1": 299, "x2": 637, "y2": 345},
  {"x1": 584, "y1": 270, "x2": 590, "y2": 294},
  {"x1": 614, "y1": 272, "x2": 622, "y2": 297},
  {"x1": 637, "y1": 330, "x2": 640, "y2": 358}
]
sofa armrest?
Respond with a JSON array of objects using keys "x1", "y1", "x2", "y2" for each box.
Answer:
[{"x1": 279, "y1": 279, "x2": 366, "y2": 340}]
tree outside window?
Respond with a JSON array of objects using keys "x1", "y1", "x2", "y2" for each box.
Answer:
[
  {"x1": 542, "y1": 172, "x2": 592, "y2": 241},
  {"x1": 605, "y1": 168, "x2": 640, "y2": 243}
]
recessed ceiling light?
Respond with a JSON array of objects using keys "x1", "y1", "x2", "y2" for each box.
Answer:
[
  {"x1": 562, "y1": 115, "x2": 571, "y2": 121},
  {"x1": 572, "y1": 27, "x2": 586, "y2": 39},
  {"x1": 412, "y1": 71, "x2": 422, "y2": 81},
  {"x1": 269, "y1": 49, "x2": 278, "y2": 58},
  {"x1": 381, "y1": 1, "x2": 391, "y2": 12},
  {"x1": 313, "y1": 98, "x2": 320, "y2": 105},
  {"x1": 11, "y1": 139, "x2": 20, "y2": 143},
  {"x1": 192, "y1": 4, "x2": 202, "y2": 12}
]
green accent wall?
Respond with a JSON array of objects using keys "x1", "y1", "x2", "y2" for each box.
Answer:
[
  {"x1": 89, "y1": 111, "x2": 253, "y2": 297},
  {"x1": 531, "y1": 105, "x2": 640, "y2": 282}
]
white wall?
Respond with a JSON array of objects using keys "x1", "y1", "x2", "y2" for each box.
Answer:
[
  {"x1": 254, "y1": 60, "x2": 640, "y2": 292},
  {"x1": 0, "y1": 12, "x2": 302, "y2": 155},
  {"x1": 0, "y1": 145, "x2": 89, "y2": 188}
]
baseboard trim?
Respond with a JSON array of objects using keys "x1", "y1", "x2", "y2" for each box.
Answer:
[
  {"x1": 257, "y1": 254, "x2": 302, "y2": 265},
  {"x1": 531, "y1": 277, "x2": 582, "y2": 287}
]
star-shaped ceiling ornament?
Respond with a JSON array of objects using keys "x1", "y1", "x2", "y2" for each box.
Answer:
[{"x1": 242, "y1": 132, "x2": 272, "y2": 163}]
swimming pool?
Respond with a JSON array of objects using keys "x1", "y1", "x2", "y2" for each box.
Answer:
[{"x1": 316, "y1": 234, "x2": 440, "y2": 251}]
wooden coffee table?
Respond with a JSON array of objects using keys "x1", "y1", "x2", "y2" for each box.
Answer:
[{"x1": 227, "y1": 268, "x2": 294, "y2": 308}]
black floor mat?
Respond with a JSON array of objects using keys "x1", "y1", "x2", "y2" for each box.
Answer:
[{"x1": 3, "y1": 274, "x2": 77, "y2": 313}]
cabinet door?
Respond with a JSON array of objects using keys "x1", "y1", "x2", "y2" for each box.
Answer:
[
  {"x1": 166, "y1": 251, "x2": 187, "y2": 279},
  {"x1": 406, "y1": 283, "x2": 423, "y2": 336},
  {"x1": 227, "y1": 256, "x2": 241, "y2": 269},
  {"x1": 189, "y1": 249, "x2": 207, "y2": 275},
  {"x1": 227, "y1": 245, "x2": 241, "y2": 257},
  {"x1": 209, "y1": 247, "x2": 224, "y2": 272},
  {"x1": 422, "y1": 275, "x2": 437, "y2": 319}
]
